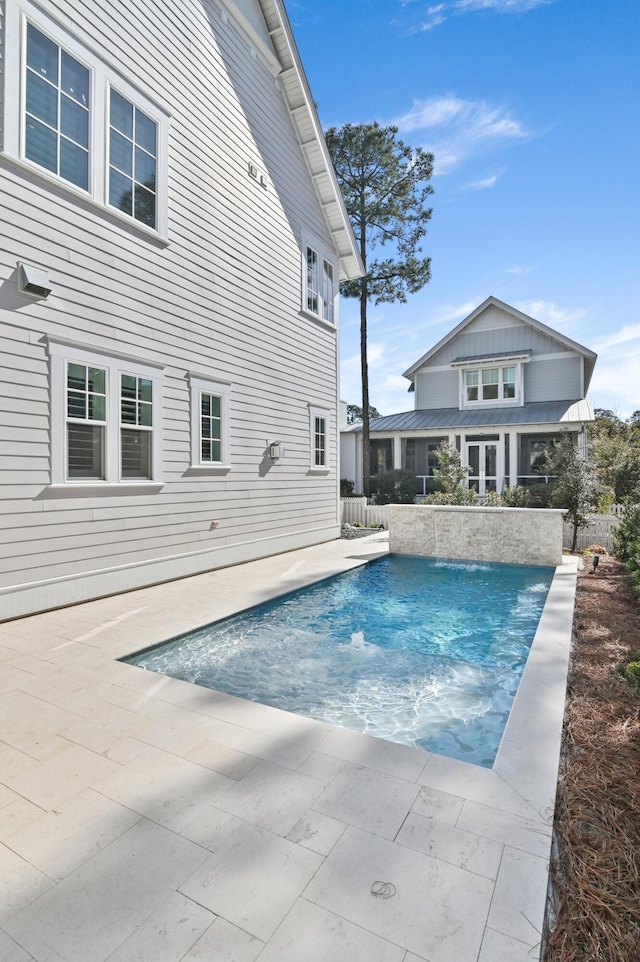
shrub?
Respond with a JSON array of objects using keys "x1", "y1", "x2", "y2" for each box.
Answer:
[
  {"x1": 613, "y1": 504, "x2": 640, "y2": 562},
  {"x1": 502, "y1": 485, "x2": 532, "y2": 508},
  {"x1": 369, "y1": 469, "x2": 417, "y2": 505},
  {"x1": 422, "y1": 487, "x2": 478, "y2": 506},
  {"x1": 483, "y1": 490, "x2": 504, "y2": 507},
  {"x1": 340, "y1": 478, "x2": 355, "y2": 497}
]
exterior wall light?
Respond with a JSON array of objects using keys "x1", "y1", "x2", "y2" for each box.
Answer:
[{"x1": 269, "y1": 442, "x2": 285, "y2": 460}]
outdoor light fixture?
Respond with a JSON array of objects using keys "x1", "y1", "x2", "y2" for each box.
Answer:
[{"x1": 269, "y1": 442, "x2": 285, "y2": 460}]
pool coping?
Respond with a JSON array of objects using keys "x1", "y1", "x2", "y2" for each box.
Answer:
[{"x1": 0, "y1": 534, "x2": 578, "y2": 962}]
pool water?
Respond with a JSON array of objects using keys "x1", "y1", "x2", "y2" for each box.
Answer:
[{"x1": 124, "y1": 555, "x2": 554, "y2": 767}]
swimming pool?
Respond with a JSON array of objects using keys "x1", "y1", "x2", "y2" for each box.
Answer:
[{"x1": 124, "y1": 555, "x2": 554, "y2": 767}]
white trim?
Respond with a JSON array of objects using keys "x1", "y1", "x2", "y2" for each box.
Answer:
[
  {"x1": 309, "y1": 403, "x2": 331, "y2": 472},
  {"x1": 459, "y1": 361, "x2": 523, "y2": 410},
  {"x1": 189, "y1": 375, "x2": 232, "y2": 470},
  {"x1": 48, "y1": 340, "x2": 164, "y2": 485},
  {"x1": 0, "y1": 523, "x2": 341, "y2": 620},
  {"x1": 3, "y1": 0, "x2": 170, "y2": 239}
]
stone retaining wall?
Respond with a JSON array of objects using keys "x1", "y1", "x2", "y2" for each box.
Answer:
[{"x1": 389, "y1": 504, "x2": 564, "y2": 567}]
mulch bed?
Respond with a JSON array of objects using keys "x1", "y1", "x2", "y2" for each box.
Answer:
[{"x1": 543, "y1": 556, "x2": 640, "y2": 962}]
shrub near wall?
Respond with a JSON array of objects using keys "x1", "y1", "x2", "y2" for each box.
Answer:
[{"x1": 613, "y1": 504, "x2": 640, "y2": 596}]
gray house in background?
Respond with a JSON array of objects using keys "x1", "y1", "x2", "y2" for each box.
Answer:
[
  {"x1": 341, "y1": 296, "x2": 597, "y2": 496},
  {"x1": 0, "y1": 0, "x2": 362, "y2": 619}
]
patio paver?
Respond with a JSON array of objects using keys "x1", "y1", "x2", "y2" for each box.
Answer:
[{"x1": 0, "y1": 534, "x2": 576, "y2": 961}]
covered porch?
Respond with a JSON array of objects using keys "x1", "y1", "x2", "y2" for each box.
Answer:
[{"x1": 340, "y1": 400, "x2": 593, "y2": 497}]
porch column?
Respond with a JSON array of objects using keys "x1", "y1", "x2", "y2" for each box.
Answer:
[
  {"x1": 508, "y1": 430, "x2": 518, "y2": 487},
  {"x1": 393, "y1": 436, "x2": 402, "y2": 470}
]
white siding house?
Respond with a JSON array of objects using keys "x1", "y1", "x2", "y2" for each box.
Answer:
[
  {"x1": 0, "y1": 0, "x2": 362, "y2": 619},
  {"x1": 341, "y1": 296, "x2": 597, "y2": 497}
]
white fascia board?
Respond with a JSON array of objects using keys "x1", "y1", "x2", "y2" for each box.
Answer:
[{"x1": 258, "y1": 0, "x2": 364, "y2": 282}]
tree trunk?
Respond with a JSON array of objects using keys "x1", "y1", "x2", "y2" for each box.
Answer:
[
  {"x1": 360, "y1": 279, "x2": 370, "y2": 499},
  {"x1": 571, "y1": 517, "x2": 578, "y2": 553}
]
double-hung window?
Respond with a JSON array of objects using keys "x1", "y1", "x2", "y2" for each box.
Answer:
[
  {"x1": 302, "y1": 233, "x2": 338, "y2": 326},
  {"x1": 309, "y1": 405, "x2": 331, "y2": 471},
  {"x1": 189, "y1": 377, "x2": 231, "y2": 470},
  {"x1": 49, "y1": 340, "x2": 164, "y2": 486},
  {"x1": 5, "y1": 0, "x2": 169, "y2": 237}
]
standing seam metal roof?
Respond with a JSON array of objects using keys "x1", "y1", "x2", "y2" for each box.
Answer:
[{"x1": 346, "y1": 399, "x2": 595, "y2": 433}]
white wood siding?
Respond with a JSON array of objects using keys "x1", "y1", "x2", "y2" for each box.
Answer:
[{"x1": 0, "y1": 0, "x2": 342, "y2": 617}]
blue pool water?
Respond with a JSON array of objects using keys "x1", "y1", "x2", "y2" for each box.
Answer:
[{"x1": 124, "y1": 555, "x2": 554, "y2": 767}]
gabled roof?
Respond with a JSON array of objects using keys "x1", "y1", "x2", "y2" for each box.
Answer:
[
  {"x1": 246, "y1": 0, "x2": 363, "y2": 282},
  {"x1": 402, "y1": 296, "x2": 597, "y2": 389},
  {"x1": 345, "y1": 399, "x2": 595, "y2": 433}
]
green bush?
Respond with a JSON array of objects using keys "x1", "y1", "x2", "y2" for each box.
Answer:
[
  {"x1": 369, "y1": 469, "x2": 418, "y2": 505},
  {"x1": 340, "y1": 478, "x2": 355, "y2": 497},
  {"x1": 502, "y1": 485, "x2": 532, "y2": 508},
  {"x1": 617, "y1": 651, "x2": 640, "y2": 692},
  {"x1": 421, "y1": 487, "x2": 478, "y2": 506},
  {"x1": 613, "y1": 504, "x2": 640, "y2": 562}
]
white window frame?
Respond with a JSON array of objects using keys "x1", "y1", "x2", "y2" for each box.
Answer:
[
  {"x1": 459, "y1": 362, "x2": 523, "y2": 410},
  {"x1": 189, "y1": 376, "x2": 231, "y2": 470},
  {"x1": 301, "y1": 231, "x2": 339, "y2": 329},
  {"x1": 309, "y1": 404, "x2": 331, "y2": 472},
  {"x1": 48, "y1": 339, "x2": 164, "y2": 486},
  {"x1": 3, "y1": 0, "x2": 170, "y2": 239}
]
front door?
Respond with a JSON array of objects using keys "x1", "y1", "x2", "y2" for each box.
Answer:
[{"x1": 466, "y1": 441, "x2": 498, "y2": 494}]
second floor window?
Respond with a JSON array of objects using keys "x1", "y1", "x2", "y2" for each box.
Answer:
[
  {"x1": 25, "y1": 24, "x2": 90, "y2": 190},
  {"x1": 109, "y1": 89, "x2": 157, "y2": 229},
  {"x1": 302, "y1": 234, "x2": 338, "y2": 326},
  {"x1": 465, "y1": 366, "x2": 517, "y2": 403}
]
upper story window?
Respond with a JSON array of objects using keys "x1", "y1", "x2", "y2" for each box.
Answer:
[
  {"x1": 109, "y1": 89, "x2": 157, "y2": 229},
  {"x1": 465, "y1": 366, "x2": 516, "y2": 402},
  {"x1": 25, "y1": 24, "x2": 90, "y2": 190},
  {"x1": 302, "y1": 233, "x2": 338, "y2": 327},
  {"x1": 459, "y1": 362, "x2": 522, "y2": 409},
  {"x1": 5, "y1": 0, "x2": 169, "y2": 237},
  {"x1": 49, "y1": 340, "x2": 164, "y2": 486}
]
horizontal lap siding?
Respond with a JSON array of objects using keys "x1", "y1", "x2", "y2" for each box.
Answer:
[{"x1": 0, "y1": 0, "x2": 341, "y2": 603}]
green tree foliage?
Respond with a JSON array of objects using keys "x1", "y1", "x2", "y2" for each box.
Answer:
[
  {"x1": 326, "y1": 123, "x2": 433, "y2": 498},
  {"x1": 588, "y1": 410, "x2": 640, "y2": 502},
  {"x1": 369, "y1": 469, "x2": 418, "y2": 505},
  {"x1": 421, "y1": 441, "x2": 477, "y2": 505},
  {"x1": 612, "y1": 504, "x2": 640, "y2": 597},
  {"x1": 346, "y1": 404, "x2": 381, "y2": 424},
  {"x1": 546, "y1": 439, "x2": 599, "y2": 552}
]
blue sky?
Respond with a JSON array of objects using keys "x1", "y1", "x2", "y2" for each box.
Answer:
[{"x1": 290, "y1": 0, "x2": 640, "y2": 418}]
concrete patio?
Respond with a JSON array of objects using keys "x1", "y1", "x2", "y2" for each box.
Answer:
[{"x1": 0, "y1": 534, "x2": 577, "y2": 962}]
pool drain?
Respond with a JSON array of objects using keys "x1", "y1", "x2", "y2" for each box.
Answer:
[{"x1": 371, "y1": 881, "x2": 396, "y2": 899}]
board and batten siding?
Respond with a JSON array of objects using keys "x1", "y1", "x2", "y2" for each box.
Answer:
[
  {"x1": 0, "y1": 0, "x2": 345, "y2": 618},
  {"x1": 426, "y1": 316, "x2": 573, "y2": 367}
]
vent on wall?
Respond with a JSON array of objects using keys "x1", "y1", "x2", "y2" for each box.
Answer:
[{"x1": 19, "y1": 263, "x2": 52, "y2": 297}]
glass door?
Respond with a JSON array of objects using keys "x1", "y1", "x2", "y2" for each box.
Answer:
[{"x1": 466, "y1": 441, "x2": 498, "y2": 494}]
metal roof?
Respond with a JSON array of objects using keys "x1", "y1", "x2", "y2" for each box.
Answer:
[
  {"x1": 346, "y1": 399, "x2": 595, "y2": 433},
  {"x1": 450, "y1": 349, "x2": 533, "y2": 366}
]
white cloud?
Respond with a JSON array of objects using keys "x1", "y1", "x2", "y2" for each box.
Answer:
[
  {"x1": 593, "y1": 323, "x2": 640, "y2": 353},
  {"x1": 506, "y1": 264, "x2": 531, "y2": 274},
  {"x1": 464, "y1": 169, "x2": 505, "y2": 190},
  {"x1": 394, "y1": 96, "x2": 531, "y2": 173},
  {"x1": 404, "y1": 0, "x2": 551, "y2": 32},
  {"x1": 514, "y1": 299, "x2": 588, "y2": 331}
]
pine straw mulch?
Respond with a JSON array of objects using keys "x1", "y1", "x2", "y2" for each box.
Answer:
[{"x1": 543, "y1": 555, "x2": 640, "y2": 962}]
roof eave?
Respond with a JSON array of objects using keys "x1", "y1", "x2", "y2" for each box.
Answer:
[{"x1": 257, "y1": 0, "x2": 364, "y2": 282}]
